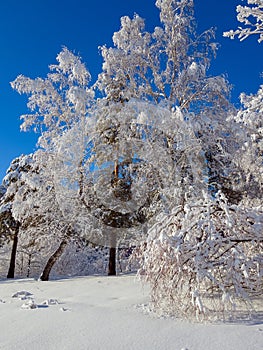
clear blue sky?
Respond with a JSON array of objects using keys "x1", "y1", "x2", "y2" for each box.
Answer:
[{"x1": 0, "y1": 0, "x2": 262, "y2": 180}]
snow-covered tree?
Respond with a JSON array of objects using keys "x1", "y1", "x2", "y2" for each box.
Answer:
[
  {"x1": 224, "y1": 0, "x2": 263, "y2": 42},
  {"x1": 96, "y1": 0, "x2": 240, "y2": 203},
  {"x1": 0, "y1": 153, "x2": 66, "y2": 279},
  {"x1": 0, "y1": 155, "x2": 33, "y2": 278},
  {"x1": 10, "y1": 150, "x2": 81, "y2": 281},
  {"x1": 10, "y1": 49, "x2": 99, "y2": 276}
]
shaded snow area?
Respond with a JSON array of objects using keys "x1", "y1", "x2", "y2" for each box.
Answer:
[{"x1": 0, "y1": 275, "x2": 262, "y2": 350}]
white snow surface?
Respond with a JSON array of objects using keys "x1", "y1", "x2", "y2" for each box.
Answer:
[{"x1": 0, "y1": 274, "x2": 262, "y2": 350}]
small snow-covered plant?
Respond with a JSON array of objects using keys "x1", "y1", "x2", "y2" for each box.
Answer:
[
  {"x1": 224, "y1": 0, "x2": 263, "y2": 42},
  {"x1": 137, "y1": 191, "x2": 263, "y2": 321}
]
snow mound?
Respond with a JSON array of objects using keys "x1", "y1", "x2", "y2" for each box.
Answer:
[
  {"x1": 12, "y1": 290, "x2": 33, "y2": 299},
  {"x1": 21, "y1": 299, "x2": 38, "y2": 310}
]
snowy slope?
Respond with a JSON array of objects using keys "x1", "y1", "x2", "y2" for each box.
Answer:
[{"x1": 0, "y1": 274, "x2": 262, "y2": 350}]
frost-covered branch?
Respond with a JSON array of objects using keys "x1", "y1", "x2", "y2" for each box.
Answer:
[
  {"x1": 11, "y1": 47, "x2": 94, "y2": 147},
  {"x1": 224, "y1": 0, "x2": 263, "y2": 42}
]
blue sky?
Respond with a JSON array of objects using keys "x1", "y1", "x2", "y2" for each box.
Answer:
[{"x1": 0, "y1": 0, "x2": 262, "y2": 180}]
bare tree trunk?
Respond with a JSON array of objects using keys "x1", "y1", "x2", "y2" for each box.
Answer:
[
  {"x1": 108, "y1": 247, "x2": 116, "y2": 275},
  {"x1": 117, "y1": 248, "x2": 123, "y2": 273},
  {"x1": 39, "y1": 240, "x2": 67, "y2": 281},
  {"x1": 27, "y1": 253, "x2": 32, "y2": 278},
  {"x1": 7, "y1": 226, "x2": 19, "y2": 278}
]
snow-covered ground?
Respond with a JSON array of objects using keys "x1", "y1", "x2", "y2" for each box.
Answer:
[{"x1": 0, "y1": 274, "x2": 262, "y2": 350}]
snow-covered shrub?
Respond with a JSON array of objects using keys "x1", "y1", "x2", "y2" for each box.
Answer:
[{"x1": 137, "y1": 191, "x2": 263, "y2": 321}]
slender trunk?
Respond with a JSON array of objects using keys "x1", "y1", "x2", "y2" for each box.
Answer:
[
  {"x1": 117, "y1": 248, "x2": 122, "y2": 273},
  {"x1": 40, "y1": 240, "x2": 67, "y2": 281},
  {"x1": 27, "y1": 253, "x2": 32, "y2": 278},
  {"x1": 108, "y1": 247, "x2": 116, "y2": 276},
  {"x1": 7, "y1": 226, "x2": 19, "y2": 278}
]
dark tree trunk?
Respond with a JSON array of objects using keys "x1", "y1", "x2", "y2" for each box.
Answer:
[
  {"x1": 27, "y1": 253, "x2": 32, "y2": 278},
  {"x1": 7, "y1": 226, "x2": 19, "y2": 278},
  {"x1": 108, "y1": 247, "x2": 116, "y2": 276},
  {"x1": 40, "y1": 240, "x2": 67, "y2": 281}
]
